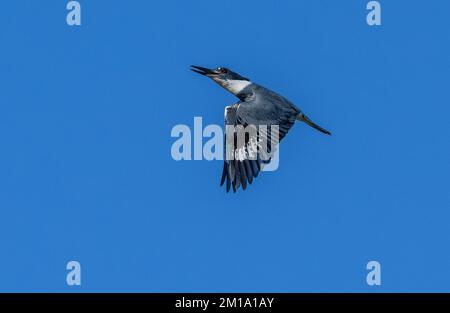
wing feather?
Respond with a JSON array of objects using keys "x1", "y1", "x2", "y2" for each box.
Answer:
[{"x1": 220, "y1": 85, "x2": 300, "y2": 192}]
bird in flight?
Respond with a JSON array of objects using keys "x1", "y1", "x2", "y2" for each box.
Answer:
[{"x1": 191, "y1": 65, "x2": 331, "y2": 193}]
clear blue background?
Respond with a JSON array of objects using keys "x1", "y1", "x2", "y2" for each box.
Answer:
[{"x1": 0, "y1": 0, "x2": 449, "y2": 292}]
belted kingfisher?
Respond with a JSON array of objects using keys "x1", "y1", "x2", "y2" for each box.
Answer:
[{"x1": 191, "y1": 65, "x2": 331, "y2": 193}]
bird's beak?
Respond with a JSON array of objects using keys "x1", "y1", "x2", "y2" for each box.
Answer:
[{"x1": 190, "y1": 65, "x2": 217, "y2": 77}]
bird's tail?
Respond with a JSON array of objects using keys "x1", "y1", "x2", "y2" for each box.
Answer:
[{"x1": 297, "y1": 113, "x2": 331, "y2": 135}]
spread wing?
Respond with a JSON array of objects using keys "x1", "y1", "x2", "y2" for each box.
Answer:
[
  {"x1": 220, "y1": 87, "x2": 300, "y2": 192},
  {"x1": 220, "y1": 104, "x2": 262, "y2": 193}
]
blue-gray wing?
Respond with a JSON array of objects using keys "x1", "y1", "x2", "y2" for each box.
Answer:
[
  {"x1": 236, "y1": 86, "x2": 300, "y2": 141},
  {"x1": 220, "y1": 87, "x2": 300, "y2": 192},
  {"x1": 220, "y1": 104, "x2": 262, "y2": 193}
]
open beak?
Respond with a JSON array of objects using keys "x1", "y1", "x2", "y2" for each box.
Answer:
[{"x1": 190, "y1": 65, "x2": 217, "y2": 77}]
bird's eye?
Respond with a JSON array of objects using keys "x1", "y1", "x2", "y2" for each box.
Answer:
[{"x1": 217, "y1": 67, "x2": 228, "y2": 74}]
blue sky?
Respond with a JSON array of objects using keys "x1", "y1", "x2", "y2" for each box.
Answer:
[{"x1": 0, "y1": 0, "x2": 449, "y2": 292}]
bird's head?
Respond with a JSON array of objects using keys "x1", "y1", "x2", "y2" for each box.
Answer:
[{"x1": 190, "y1": 65, "x2": 252, "y2": 96}]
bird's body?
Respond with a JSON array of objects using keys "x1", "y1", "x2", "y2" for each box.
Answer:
[{"x1": 191, "y1": 66, "x2": 331, "y2": 192}]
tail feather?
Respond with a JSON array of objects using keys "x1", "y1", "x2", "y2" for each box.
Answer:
[{"x1": 297, "y1": 114, "x2": 331, "y2": 135}]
